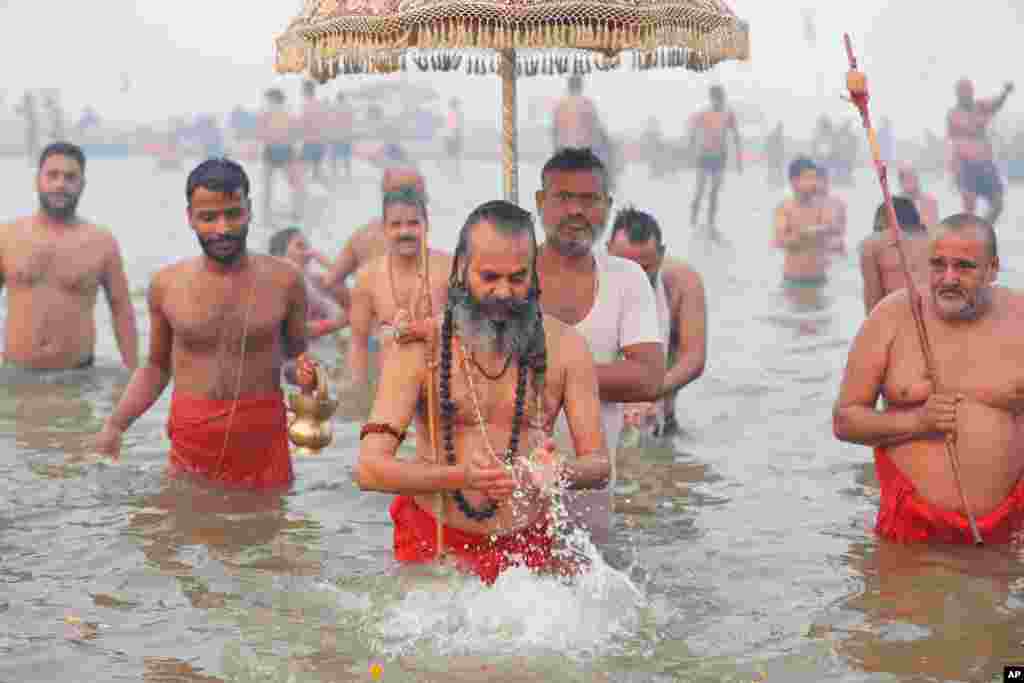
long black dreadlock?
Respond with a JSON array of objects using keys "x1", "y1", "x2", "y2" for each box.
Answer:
[{"x1": 438, "y1": 200, "x2": 548, "y2": 521}]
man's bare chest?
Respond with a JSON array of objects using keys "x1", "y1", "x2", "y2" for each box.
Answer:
[
  {"x1": 7, "y1": 241, "x2": 104, "y2": 292},
  {"x1": 887, "y1": 324, "x2": 1024, "y2": 409},
  {"x1": 165, "y1": 286, "x2": 287, "y2": 350}
]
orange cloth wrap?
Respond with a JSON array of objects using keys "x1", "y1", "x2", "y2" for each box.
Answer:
[
  {"x1": 874, "y1": 447, "x2": 1024, "y2": 544},
  {"x1": 167, "y1": 391, "x2": 293, "y2": 489},
  {"x1": 390, "y1": 495, "x2": 561, "y2": 585}
]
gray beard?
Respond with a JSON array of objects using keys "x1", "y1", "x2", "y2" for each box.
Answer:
[{"x1": 450, "y1": 289, "x2": 540, "y2": 358}]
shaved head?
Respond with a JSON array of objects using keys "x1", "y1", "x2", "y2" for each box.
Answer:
[{"x1": 381, "y1": 166, "x2": 426, "y2": 196}]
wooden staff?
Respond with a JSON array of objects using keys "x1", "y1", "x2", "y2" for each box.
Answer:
[{"x1": 843, "y1": 34, "x2": 983, "y2": 545}]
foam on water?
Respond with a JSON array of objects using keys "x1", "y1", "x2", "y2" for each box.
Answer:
[{"x1": 374, "y1": 547, "x2": 647, "y2": 658}]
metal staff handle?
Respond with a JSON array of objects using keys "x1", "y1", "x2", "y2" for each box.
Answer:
[{"x1": 843, "y1": 34, "x2": 983, "y2": 546}]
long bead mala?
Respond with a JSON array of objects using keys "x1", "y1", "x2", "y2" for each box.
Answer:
[{"x1": 439, "y1": 303, "x2": 529, "y2": 522}]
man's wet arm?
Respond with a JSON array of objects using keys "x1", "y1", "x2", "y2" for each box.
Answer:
[{"x1": 561, "y1": 333, "x2": 611, "y2": 490}]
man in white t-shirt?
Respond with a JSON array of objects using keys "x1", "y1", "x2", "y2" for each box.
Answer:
[{"x1": 534, "y1": 147, "x2": 665, "y2": 545}]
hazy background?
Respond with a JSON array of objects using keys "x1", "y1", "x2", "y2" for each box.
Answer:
[{"x1": 1, "y1": 0, "x2": 1021, "y2": 139}]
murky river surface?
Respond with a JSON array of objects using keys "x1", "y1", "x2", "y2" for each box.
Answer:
[{"x1": 1, "y1": 154, "x2": 1022, "y2": 682}]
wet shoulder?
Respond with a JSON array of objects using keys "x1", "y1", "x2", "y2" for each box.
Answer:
[
  {"x1": 255, "y1": 253, "x2": 302, "y2": 289},
  {"x1": 870, "y1": 288, "x2": 914, "y2": 327}
]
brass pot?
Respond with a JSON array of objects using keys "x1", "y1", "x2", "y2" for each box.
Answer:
[{"x1": 287, "y1": 364, "x2": 338, "y2": 453}]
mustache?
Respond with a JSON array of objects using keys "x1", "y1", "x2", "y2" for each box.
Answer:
[
  {"x1": 558, "y1": 216, "x2": 592, "y2": 231},
  {"x1": 201, "y1": 231, "x2": 246, "y2": 245}
]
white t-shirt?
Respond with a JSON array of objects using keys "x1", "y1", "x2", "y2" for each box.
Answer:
[{"x1": 556, "y1": 249, "x2": 662, "y2": 543}]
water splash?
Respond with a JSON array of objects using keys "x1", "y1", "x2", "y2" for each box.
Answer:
[{"x1": 373, "y1": 482, "x2": 648, "y2": 659}]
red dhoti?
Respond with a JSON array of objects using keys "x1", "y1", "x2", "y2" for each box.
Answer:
[
  {"x1": 390, "y1": 495, "x2": 563, "y2": 585},
  {"x1": 167, "y1": 391, "x2": 293, "y2": 489},
  {"x1": 874, "y1": 448, "x2": 1024, "y2": 544}
]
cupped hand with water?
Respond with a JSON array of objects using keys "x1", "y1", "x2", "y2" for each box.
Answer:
[{"x1": 520, "y1": 437, "x2": 565, "y2": 498}]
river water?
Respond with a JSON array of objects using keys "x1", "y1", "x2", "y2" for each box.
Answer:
[{"x1": 1, "y1": 155, "x2": 1022, "y2": 683}]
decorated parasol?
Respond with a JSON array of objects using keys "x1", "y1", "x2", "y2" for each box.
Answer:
[
  {"x1": 274, "y1": 0, "x2": 748, "y2": 562},
  {"x1": 274, "y1": 0, "x2": 750, "y2": 203}
]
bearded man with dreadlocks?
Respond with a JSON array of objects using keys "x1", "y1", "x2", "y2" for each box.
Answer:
[{"x1": 355, "y1": 200, "x2": 610, "y2": 585}]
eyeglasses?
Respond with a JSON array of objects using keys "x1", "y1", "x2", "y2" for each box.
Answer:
[{"x1": 547, "y1": 191, "x2": 607, "y2": 209}]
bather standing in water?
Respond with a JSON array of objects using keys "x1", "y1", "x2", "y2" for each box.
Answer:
[
  {"x1": 94, "y1": 159, "x2": 316, "y2": 488},
  {"x1": 268, "y1": 227, "x2": 348, "y2": 340},
  {"x1": 857, "y1": 197, "x2": 930, "y2": 315},
  {"x1": 835, "y1": 214, "x2": 1024, "y2": 544},
  {"x1": 534, "y1": 148, "x2": 665, "y2": 545},
  {"x1": 772, "y1": 158, "x2": 834, "y2": 309},
  {"x1": 897, "y1": 164, "x2": 939, "y2": 227},
  {"x1": 355, "y1": 200, "x2": 610, "y2": 585},
  {"x1": 322, "y1": 166, "x2": 428, "y2": 316},
  {"x1": 345, "y1": 186, "x2": 451, "y2": 386},
  {"x1": 0, "y1": 142, "x2": 138, "y2": 371},
  {"x1": 606, "y1": 208, "x2": 707, "y2": 437}
]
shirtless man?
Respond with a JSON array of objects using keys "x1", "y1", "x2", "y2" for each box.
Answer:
[
  {"x1": 947, "y1": 78, "x2": 1014, "y2": 224},
  {"x1": 835, "y1": 214, "x2": 1024, "y2": 544},
  {"x1": 606, "y1": 208, "x2": 707, "y2": 437},
  {"x1": 443, "y1": 97, "x2": 464, "y2": 181},
  {"x1": 329, "y1": 92, "x2": 354, "y2": 182},
  {"x1": 815, "y1": 166, "x2": 848, "y2": 258},
  {"x1": 773, "y1": 158, "x2": 833, "y2": 305},
  {"x1": 858, "y1": 197, "x2": 930, "y2": 315},
  {"x1": 323, "y1": 167, "x2": 427, "y2": 308},
  {"x1": 94, "y1": 159, "x2": 316, "y2": 488},
  {"x1": 355, "y1": 200, "x2": 610, "y2": 584},
  {"x1": 347, "y1": 186, "x2": 452, "y2": 385},
  {"x1": 257, "y1": 88, "x2": 303, "y2": 223},
  {"x1": 897, "y1": 164, "x2": 939, "y2": 227},
  {"x1": 552, "y1": 77, "x2": 615, "y2": 189},
  {"x1": 688, "y1": 85, "x2": 743, "y2": 237},
  {"x1": 534, "y1": 147, "x2": 665, "y2": 544},
  {"x1": 299, "y1": 81, "x2": 331, "y2": 185},
  {"x1": 0, "y1": 142, "x2": 138, "y2": 371}
]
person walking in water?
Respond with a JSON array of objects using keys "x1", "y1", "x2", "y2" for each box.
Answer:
[
  {"x1": 687, "y1": 85, "x2": 743, "y2": 241},
  {"x1": 257, "y1": 88, "x2": 303, "y2": 224},
  {"x1": 947, "y1": 78, "x2": 1014, "y2": 224}
]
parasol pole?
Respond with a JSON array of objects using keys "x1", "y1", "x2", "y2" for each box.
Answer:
[
  {"x1": 420, "y1": 219, "x2": 445, "y2": 560},
  {"x1": 500, "y1": 48, "x2": 519, "y2": 204},
  {"x1": 843, "y1": 34, "x2": 983, "y2": 546}
]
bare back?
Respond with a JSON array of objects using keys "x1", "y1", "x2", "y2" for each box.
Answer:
[
  {"x1": 153, "y1": 254, "x2": 305, "y2": 399},
  {"x1": 1, "y1": 217, "x2": 122, "y2": 368},
  {"x1": 861, "y1": 289, "x2": 1024, "y2": 515},
  {"x1": 859, "y1": 232, "x2": 930, "y2": 313}
]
